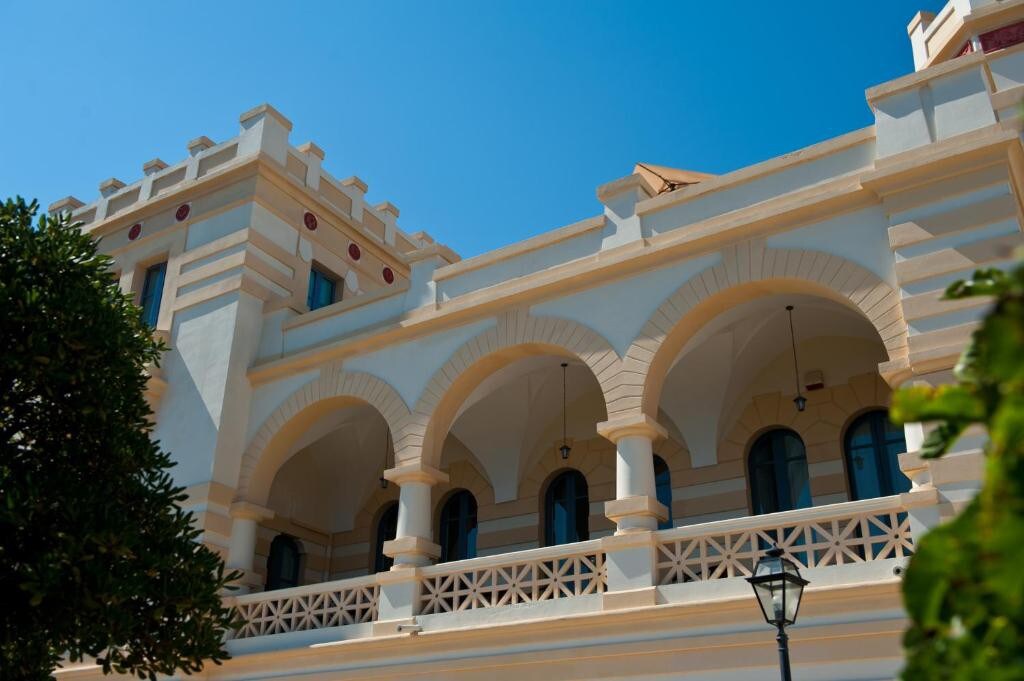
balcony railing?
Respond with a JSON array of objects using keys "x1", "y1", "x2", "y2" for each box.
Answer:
[
  {"x1": 229, "y1": 574, "x2": 378, "y2": 640},
  {"x1": 418, "y1": 539, "x2": 606, "y2": 615},
  {"x1": 227, "y1": 494, "x2": 928, "y2": 643},
  {"x1": 655, "y1": 494, "x2": 915, "y2": 585}
]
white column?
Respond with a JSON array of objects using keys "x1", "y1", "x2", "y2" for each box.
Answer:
[
  {"x1": 598, "y1": 414, "x2": 668, "y2": 534},
  {"x1": 227, "y1": 501, "x2": 274, "y2": 593},
  {"x1": 382, "y1": 462, "x2": 449, "y2": 568}
]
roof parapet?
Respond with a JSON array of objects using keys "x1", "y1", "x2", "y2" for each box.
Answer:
[
  {"x1": 239, "y1": 103, "x2": 293, "y2": 133},
  {"x1": 187, "y1": 136, "x2": 215, "y2": 156},
  {"x1": 99, "y1": 178, "x2": 126, "y2": 198},
  {"x1": 341, "y1": 176, "x2": 368, "y2": 195},
  {"x1": 143, "y1": 158, "x2": 168, "y2": 176},
  {"x1": 48, "y1": 196, "x2": 84, "y2": 216},
  {"x1": 297, "y1": 141, "x2": 325, "y2": 160}
]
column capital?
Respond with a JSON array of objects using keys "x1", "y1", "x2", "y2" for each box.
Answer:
[
  {"x1": 384, "y1": 461, "x2": 449, "y2": 486},
  {"x1": 229, "y1": 500, "x2": 275, "y2": 521},
  {"x1": 596, "y1": 413, "x2": 667, "y2": 443}
]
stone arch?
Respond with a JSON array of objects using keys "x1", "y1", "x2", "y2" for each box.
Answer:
[
  {"x1": 619, "y1": 243, "x2": 908, "y2": 421},
  {"x1": 402, "y1": 308, "x2": 622, "y2": 467},
  {"x1": 238, "y1": 365, "x2": 411, "y2": 505}
]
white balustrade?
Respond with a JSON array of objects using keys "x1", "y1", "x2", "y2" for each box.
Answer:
[
  {"x1": 227, "y1": 492, "x2": 936, "y2": 640},
  {"x1": 228, "y1": 575, "x2": 379, "y2": 640},
  {"x1": 655, "y1": 495, "x2": 919, "y2": 586},
  {"x1": 418, "y1": 540, "x2": 607, "y2": 615}
]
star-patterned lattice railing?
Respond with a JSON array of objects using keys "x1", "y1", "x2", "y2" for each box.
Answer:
[
  {"x1": 417, "y1": 540, "x2": 607, "y2": 615},
  {"x1": 228, "y1": 575, "x2": 379, "y2": 640},
  {"x1": 655, "y1": 494, "x2": 917, "y2": 585}
]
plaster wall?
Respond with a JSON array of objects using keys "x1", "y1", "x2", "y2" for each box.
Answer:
[{"x1": 643, "y1": 140, "x2": 875, "y2": 236}]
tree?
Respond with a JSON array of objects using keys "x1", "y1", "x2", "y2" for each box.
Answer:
[
  {"x1": 0, "y1": 198, "x2": 238, "y2": 680},
  {"x1": 891, "y1": 262, "x2": 1024, "y2": 680}
]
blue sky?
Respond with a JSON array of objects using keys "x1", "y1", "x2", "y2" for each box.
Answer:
[{"x1": 0, "y1": 1, "x2": 941, "y2": 258}]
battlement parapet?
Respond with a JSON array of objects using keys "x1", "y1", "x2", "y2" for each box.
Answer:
[{"x1": 57, "y1": 103, "x2": 437, "y2": 257}]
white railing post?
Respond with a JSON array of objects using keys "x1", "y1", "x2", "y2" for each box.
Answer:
[
  {"x1": 597, "y1": 414, "x2": 669, "y2": 534},
  {"x1": 227, "y1": 501, "x2": 275, "y2": 594},
  {"x1": 373, "y1": 567, "x2": 422, "y2": 634},
  {"x1": 600, "y1": 531, "x2": 658, "y2": 610},
  {"x1": 901, "y1": 487, "x2": 941, "y2": 544}
]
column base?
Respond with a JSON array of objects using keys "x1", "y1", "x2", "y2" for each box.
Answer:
[{"x1": 605, "y1": 495, "x2": 667, "y2": 534}]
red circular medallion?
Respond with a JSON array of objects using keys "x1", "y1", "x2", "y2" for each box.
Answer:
[
  {"x1": 382, "y1": 266, "x2": 395, "y2": 284},
  {"x1": 175, "y1": 204, "x2": 191, "y2": 221},
  {"x1": 303, "y1": 211, "x2": 318, "y2": 230},
  {"x1": 348, "y1": 243, "x2": 361, "y2": 260},
  {"x1": 128, "y1": 223, "x2": 142, "y2": 240}
]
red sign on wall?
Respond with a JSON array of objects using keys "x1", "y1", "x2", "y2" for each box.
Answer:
[{"x1": 980, "y1": 20, "x2": 1024, "y2": 53}]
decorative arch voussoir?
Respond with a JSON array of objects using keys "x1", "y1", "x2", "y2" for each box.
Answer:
[
  {"x1": 237, "y1": 369, "x2": 412, "y2": 504},
  {"x1": 413, "y1": 312, "x2": 624, "y2": 466},
  {"x1": 623, "y1": 246, "x2": 909, "y2": 423}
]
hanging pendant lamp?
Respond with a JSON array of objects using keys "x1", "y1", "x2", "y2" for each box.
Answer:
[
  {"x1": 559, "y1": 362, "x2": 571, "y2": 460},
  {"x1": 786, "y1": 306, "x2": 807, "y2": 412}
]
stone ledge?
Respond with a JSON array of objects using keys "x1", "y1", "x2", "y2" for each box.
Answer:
[{"x1": 605, "y1": 496, "x2": 668, "y2": 524}]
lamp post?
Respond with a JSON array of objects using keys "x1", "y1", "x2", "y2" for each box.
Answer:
[{"x1": 747, "y1": 546, "x2": 809, "y2": 681}]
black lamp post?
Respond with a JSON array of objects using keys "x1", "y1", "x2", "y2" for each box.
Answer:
[{"x1": 746, "y1": 546, "x2": 809, "y2": 681}]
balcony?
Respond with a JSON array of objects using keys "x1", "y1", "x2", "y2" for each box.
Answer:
[{"x1": 226, "y1": 490, "x2": 933, "y2": 652}]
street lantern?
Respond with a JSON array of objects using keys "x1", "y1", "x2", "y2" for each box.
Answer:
[{"x1": 747, "y1": 546, "x2": 809, "y2": 681}]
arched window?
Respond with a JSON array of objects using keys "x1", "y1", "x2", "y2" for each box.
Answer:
[
  {"x1": 653, "y1": 455, "x2": 673, "y2": 530},
  {"x1": 544, "y1": 470, "x2": 589, "y2": 546},
  {"x1": 844, "y1": 410, "x2": 910, "y2": 500},
  {"x1": 438, "y1": 489, "x2": 478, "y2": 563},
  {"x1": 748, "y1": 429, "x2": 811, "y2": 515},
  {"x1": 374, "y1": 502, "x2": 399, "y2": 573},
  {"x1": 265, "y1": 534, "x2": 301, "y2": 591}
]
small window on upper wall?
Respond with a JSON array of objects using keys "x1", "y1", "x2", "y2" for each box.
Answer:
[
  {"x1": 307, "y1": 266, "x2": 340, "y2": 311},
  {"x1": 139, "y1": 261, "x2": 167, "y2": 328}
]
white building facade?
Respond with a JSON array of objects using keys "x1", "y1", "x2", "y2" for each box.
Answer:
[{"x1": 55, "y1": 2, "x2": 1024, "y2": 678}]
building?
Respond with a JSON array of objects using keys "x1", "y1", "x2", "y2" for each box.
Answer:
[{"x1": 53, "y1": 1, "x2": 1024, "y2": 678}]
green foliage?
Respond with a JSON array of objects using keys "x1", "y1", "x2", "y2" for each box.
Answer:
[
  {"x1": 0, "y1": 198, "x2": 239, "y2": 680},
  {"x1": 891, "y1": 264, "x2": 1024, "y2": 680}
]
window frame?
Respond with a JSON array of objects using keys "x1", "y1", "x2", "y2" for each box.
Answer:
[
  {"x1": 306, "y1": 264, "x2": 340, "y2": 311},
  {"x1": 543, "y1": 469, "x2": 590, "y2": 547},
  {"x1": 437, "y1": 489, "x2": 478, "y2": 563},
  {"x1": 843, "y1": 409, "x2": 910, "y2": 501},
  {"x1": 653, "y1": 454, "x2": 673, "y2": 530},
  {"x1": 139, "y1": 260, "x2": 168, "y2": 328},
  {"x1": 373, "y1": 502, "x2": 399, "y2": 573},
  {"x1": 747, "y1": 428, "x2": 811, "y2": 515},
  {"x1": 265, "y1": 534, "x2": 302, "y2": 591}
]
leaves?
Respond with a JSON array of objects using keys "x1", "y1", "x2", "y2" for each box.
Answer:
[
  {"x1": 0, "y1": 198, "x2": 238, "y2": 680},
  {"x1": 897, "y1": 260, "x2": 1024, "y2": 679}
]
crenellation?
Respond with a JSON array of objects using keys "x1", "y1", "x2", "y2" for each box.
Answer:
[
  {"x1": 187, "y1": 135, "x2": 215, "y2": 156},
  {"x1": 142, "y1": 158, "x2": 168, "y2": 175},
  {"x1": 47, "y1": 195, "x2": 83, "y2": 217},
  {"x1": 98, "y1": 177, "x2": 126, "y2": 197}
]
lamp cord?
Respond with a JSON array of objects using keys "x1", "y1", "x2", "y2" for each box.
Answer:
[
  {"x1": 786, "y1": 306, "x2": 802, "y2": 399},
  {"x1": 561, "y1": 362, "x2": 568, "y2": 447}
]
